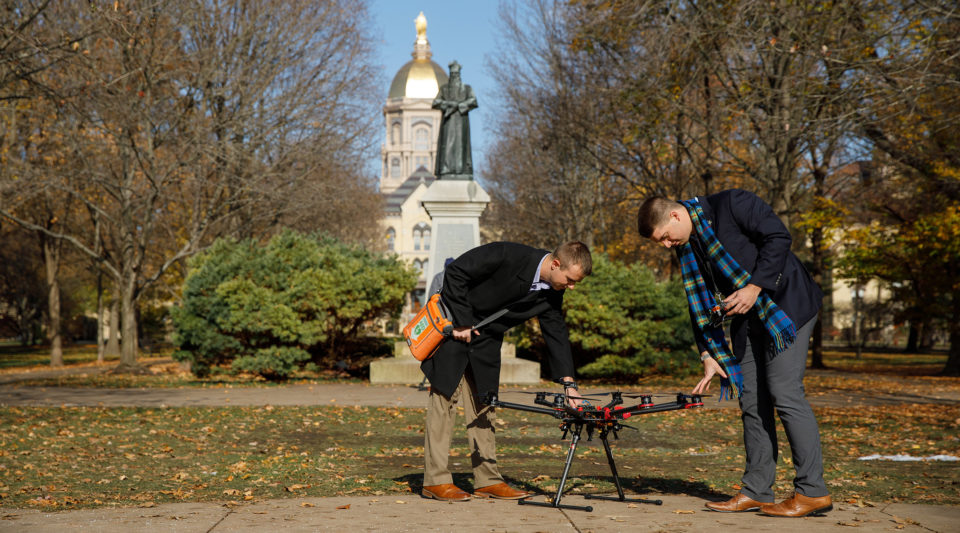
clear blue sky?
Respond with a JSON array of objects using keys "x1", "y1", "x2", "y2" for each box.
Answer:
[{"x1": 369, "y1": 0, "x2": 503, "y2": 170}]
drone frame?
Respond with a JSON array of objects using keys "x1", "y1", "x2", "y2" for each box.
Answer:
[{"x1": 482, "y1": 390, "x2": 703, "y2": 512}]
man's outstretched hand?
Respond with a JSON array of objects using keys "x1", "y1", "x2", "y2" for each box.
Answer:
[{"x1": 693, "y1": 353, "x2": 728, "y2": 395}]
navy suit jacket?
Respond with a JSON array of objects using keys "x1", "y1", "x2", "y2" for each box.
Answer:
[
  {"x1": 688, "y1": 189, "x2": 822, "y2": 359},
  {"x1": 420, "y1": 242, "x2": 575, "y2": 398}
]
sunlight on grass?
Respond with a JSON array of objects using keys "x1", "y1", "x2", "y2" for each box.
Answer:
[{"x1": 0, "y1": 404, "x2": 956, "y2": 509}]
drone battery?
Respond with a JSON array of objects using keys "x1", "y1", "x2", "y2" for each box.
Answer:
[{"x1": 403, "y1": 293, "x2": 453, "y2": 361}]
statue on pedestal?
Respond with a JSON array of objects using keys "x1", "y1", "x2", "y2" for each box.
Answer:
[{"x1": 432, "y1": 61, "x2": 478, "y2": 180}]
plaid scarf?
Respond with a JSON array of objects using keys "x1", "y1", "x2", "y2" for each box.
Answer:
[{"x1": 677, "y1": 198, "x2": 797, "y2": 400}]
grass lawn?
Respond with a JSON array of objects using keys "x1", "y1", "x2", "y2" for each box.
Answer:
[
  {"x1": 0, "y1": 343, "x2": 362, "y2": 387},
  {"x1": 0, "y1": 344, "x2": 126, "y2": 371},
  {"x1": 1, "y1": 403, "x2": 957, "y2": 510}
]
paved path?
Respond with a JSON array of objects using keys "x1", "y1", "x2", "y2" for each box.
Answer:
[{"x1": 2, "y1": 493, "x2": 958, "y2": 533}]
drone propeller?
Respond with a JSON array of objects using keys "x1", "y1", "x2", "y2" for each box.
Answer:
[
  {"x1": 506, "y1": 390, "x2": 608, "y2": 397},
  {"x1": 620, "y1": 392, "x2": 712, "y2": 399}
]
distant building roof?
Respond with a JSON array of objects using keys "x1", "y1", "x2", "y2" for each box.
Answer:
[
  {"x1": 384, "y1": 167, "x2": 435, "y2": 214},
  {"x1": 387, "y1": 12, "x2": 448, "y2": 100}
]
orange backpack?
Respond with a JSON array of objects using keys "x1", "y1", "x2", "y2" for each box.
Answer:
[{"x1": 403, "y1": 293, "x2": 454, "y2": 361}]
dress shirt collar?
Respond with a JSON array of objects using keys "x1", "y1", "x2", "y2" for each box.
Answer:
[{"x1": 531, "y1": 253, "x2": 552, "y2": 291}]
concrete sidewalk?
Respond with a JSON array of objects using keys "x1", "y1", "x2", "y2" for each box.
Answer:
[{"x1": 2, "y1": 493, "x2": 957, "y2": 532}]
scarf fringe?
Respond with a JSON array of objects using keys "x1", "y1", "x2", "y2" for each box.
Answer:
[
  {"x1": 719, "y1": 373, "x2": 744, "y2": 401},
  {"x1": 771, "y1": 324, "x2": 797, "y2": 355}
]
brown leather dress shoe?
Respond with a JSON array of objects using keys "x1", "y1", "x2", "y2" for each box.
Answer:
[
  {"x1": 761, "y1": 493, "x2": 832, "y2": 517},
  {"x1": 472, "y1": 482, "x2": 530, "y2": 500},
  {"x1": 422, "y1": 483, "x2": 471, "y2": 501},
  {"x1": 705, "y1": 492, "x2": 769, "y2": 512}
]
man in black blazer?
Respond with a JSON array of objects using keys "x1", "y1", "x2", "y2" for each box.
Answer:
[
  {"x1": 637, "y1": 189, "x2": 831, "y2": 517},
  {"x1": 420, "y1": 241, "x2": 592, "y2": 502}
]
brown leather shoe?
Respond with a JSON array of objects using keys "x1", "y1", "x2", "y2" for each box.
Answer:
[
  {"x1": 472, "y1": 482, "x2": 530, "y2": 500},
  {"x1": 761, "y1": 493, "x2": 833, "y2": 517},
  {"x1": 705, "y1": 492, "x2": 769, "y2": 512},
  {"x1": 422, "y1": 483, "x2": 471, "y2": 501}
]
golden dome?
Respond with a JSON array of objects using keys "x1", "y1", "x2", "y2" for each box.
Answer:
[
  {"x1": 389, "y1": 60, "x2": 448, "y2": 99},
  {"x1": 388, "y1": 12, "x2": 448, "y2": 100}
]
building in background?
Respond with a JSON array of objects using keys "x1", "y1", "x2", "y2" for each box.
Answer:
[{"x1": 381, "y1": 13, "x2": 446, "y2": 321}]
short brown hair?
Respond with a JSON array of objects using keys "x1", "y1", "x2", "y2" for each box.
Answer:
[
  {"x1": 637, "y1": 196, "x2": 682, "y2": 238},
  {"x1": 553, "y1": 241, "x2": 592, "y2": 276}
]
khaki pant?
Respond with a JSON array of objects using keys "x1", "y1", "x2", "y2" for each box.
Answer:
[{"x1": 423, "y1": 369, "x2": 501, "y2": 488}]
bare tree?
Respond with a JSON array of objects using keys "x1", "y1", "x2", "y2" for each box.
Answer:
[
  {"x1": 1, "y1": 0, "x2": 384, "y2": 371},
  {"x1": 484, "y1": 0, "x2": 634, "y2": 251}
]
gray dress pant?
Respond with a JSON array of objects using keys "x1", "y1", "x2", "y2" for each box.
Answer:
[{"x1": 738, "y1": 316, "x2": 828, "y2": 502}]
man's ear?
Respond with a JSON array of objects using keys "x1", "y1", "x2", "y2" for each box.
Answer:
[{"x1": 551, "y1": 258, "x2": 562, "y2": 270}]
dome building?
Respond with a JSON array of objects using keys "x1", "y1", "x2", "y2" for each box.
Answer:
[
  {"x1": 381, "y1": 12, "x2": 446, "y2": 195},
  {"x1": 381, "y1": 12, "x2": 445, "y2": 316}
]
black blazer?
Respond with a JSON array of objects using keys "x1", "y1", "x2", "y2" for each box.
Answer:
[
  {"x1": 688, "y1": 189, "x2": 822, "y2": 359},
  {"x1": 420, "y1": 242, "x2": 575, "y2": 398}
]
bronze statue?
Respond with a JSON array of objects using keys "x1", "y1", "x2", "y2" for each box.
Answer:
[{"x1": 432, "y1": 61, "x2": 478, "y2": 180}]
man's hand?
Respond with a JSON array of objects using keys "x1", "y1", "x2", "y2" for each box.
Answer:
[
  {"x1": 451, "y1": 326, "x2": 478, "y2": 342},
  {"x1": 559, "y1": 376, "x2": 584, "y2": 408},
  {"x1": 692, "y1": 353, "x2": 728, "y2": 395},
  {"x1": 565, "y1": 387, "x2": 585, "y2": 408},
  {"x1": 722, "y1": 283, "x2": 762, "y2": 316}
]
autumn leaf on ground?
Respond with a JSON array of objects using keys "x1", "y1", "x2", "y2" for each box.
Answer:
[{"x1": 336, "y1": 504, "x2": 350, "y2": 510}]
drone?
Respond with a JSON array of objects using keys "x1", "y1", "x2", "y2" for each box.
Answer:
[{"x1": 480, "y1": 390, "x2": 704, "y2": 512}]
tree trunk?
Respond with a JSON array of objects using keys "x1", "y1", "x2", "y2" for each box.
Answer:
[
  {"x1": 940, "y1": 293, "x2": 960, "y2": 376},
  {"x1": 809, "y1": 218, "x2": 826, "y2": 369},
  {"x1": 114, "y1": 271, "x2": 141, "y2": 373},
  {"x1": 106, "y1": 292, "x2": 121, "y2": 357},
  {"x1": 42, "y1": 236, "x2": 63, "y2": 367},
  {"x1": 811, "y1": 319, "x2": 824, "y2": 369},
  {"x1": 96, "y1": 271, "x2": 105, "y2": 363},
  {"x1": 906, "y1": 321, "x2": 919, "y2": 352},
  {"x1": 920, "y1": 320, "x2": 935, "y2": 350}
]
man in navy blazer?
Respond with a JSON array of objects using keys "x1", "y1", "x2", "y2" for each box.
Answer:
[
  {"x1": 420, "y1": 241, "x2": 592, "y2": 502},
  {"x1": 638, "y1": 189, "x2": 831, "y2": 517}
]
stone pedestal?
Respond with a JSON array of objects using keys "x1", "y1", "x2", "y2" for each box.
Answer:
[
  {"x1": 368, "y1": 340, "x2": 541, "y2": 385},
  {"x1": 420, "y1": 179, "x2": 490, "y2": 286}
]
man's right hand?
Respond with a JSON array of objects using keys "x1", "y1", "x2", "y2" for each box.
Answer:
[{"x1": 451, "y1": 326, "x2": 477, "y2": 342}]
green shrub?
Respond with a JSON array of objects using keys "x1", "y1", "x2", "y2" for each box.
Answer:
[
  {"x1": 171, "y1": 231, "x2": 417, "y2": 379},
  {"x1": 511, "y1": 255, "x2": 696, "y2": 382},
  {"x1": 565, "y1": 255, "x2": 696, "y2": 380}
]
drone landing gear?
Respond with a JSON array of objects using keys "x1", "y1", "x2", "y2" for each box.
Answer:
[
  {"x1": 583, "y1": 433, "x2": 662, "y2": 506},
  {"x1": 519, "y1": 422, "x2": 661, "y2": 512}
]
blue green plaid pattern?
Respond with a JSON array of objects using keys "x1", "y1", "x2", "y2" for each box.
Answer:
[{"x1": 678, "y1": 198, "x2": 797, "y2": 399}]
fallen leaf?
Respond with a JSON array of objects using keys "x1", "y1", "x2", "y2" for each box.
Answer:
[
  {"x1": 674, "y1": 510, "x2": 695, "y2": 514},
  {"x1": 336, "y1": 504, "x2": 350, "y2": 510},
  {"x1": 300, "y1": 502, "x2": 315, "y2": 508}
]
